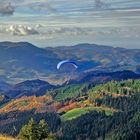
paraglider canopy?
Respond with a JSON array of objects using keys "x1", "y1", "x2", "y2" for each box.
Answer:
[{"x1": 57, "y1": 60, "x2": 78, "y2": 70}]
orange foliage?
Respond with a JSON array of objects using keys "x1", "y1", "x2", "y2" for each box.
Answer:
[
  {"x1": 58, "y1": 101, "x2": 80, "y2": 113},
  {"x1": 0, "y1": 95, "x2": 53, "y2": 113}
]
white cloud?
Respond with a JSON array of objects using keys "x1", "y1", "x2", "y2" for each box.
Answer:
[
  {"x1": 1, "y1": 24, "x2": 139, "y2": 38},
  {"x1": 6, "y1": 25, "x2": 39, "y2": 36}
]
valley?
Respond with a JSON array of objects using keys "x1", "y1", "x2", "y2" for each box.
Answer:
[{"x1": 0, "y1": 42, "x2": 140, "y2": 140}]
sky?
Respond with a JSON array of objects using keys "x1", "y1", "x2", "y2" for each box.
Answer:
[{"x1": 0, "y1": 0, "x2": 139, "y2": 48}]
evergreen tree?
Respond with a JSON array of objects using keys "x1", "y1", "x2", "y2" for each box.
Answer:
[
  {"x1": 19, "y1": 118, "x2": 36, "y2": 140},
  {"x1": 18, "y1": 118, "x2": 53, "y2": 140}
]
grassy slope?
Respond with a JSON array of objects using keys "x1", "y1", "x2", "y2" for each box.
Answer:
[{"x1": 61, "y1": 106, "x2": 116, "y2": 121}]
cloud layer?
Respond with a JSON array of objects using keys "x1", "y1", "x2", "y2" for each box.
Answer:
[{"x1": 0, "y1": 0, "x2": 139, "y2": 48}]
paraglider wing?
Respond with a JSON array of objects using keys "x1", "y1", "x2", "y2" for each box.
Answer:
[{"x1": 57, "y1": 60, "x2": 78, "y2": 70}]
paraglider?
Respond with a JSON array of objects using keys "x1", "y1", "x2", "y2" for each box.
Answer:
[{"x1": 57, "y1": 60, "x2": 78, "y2": 70}]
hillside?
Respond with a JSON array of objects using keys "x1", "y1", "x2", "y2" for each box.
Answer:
[
  {"x1": 1, "y1": 79, "x2": 140, "y2": 117},
  {"x1": 0, "y1": 79, "x2": 139, "y2": 139},
  {"x1": 58, "y1": 80, "x2": 140, "y2": 140},
  {"x1": 70, "y1": 70, "x2": 140, "y2": 84},
  {"x1": 0, "y1": 42, "x2": 59, "y2": 83},
  {"x1": 0, "y1": 95, "x2": 53, "y2": 113}
]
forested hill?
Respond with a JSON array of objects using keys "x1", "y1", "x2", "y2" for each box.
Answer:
[
  {"x1": 59, "y1": 79, "x2": 140, "y2": 140},
  {"x1": 0, "y1": 79, "x2": 139, "y2": 139}
]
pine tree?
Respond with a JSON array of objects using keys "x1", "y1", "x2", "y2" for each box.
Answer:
[
  {"x1": 19, "y1": 118, "x2": 36, "y2": 140},
  {"x1": 18, "y1": 118, "x2": 53, "y2": 140}
]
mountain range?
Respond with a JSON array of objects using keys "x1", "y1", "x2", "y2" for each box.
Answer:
[
  {"x1": 0, "y1": 42, "x2": 140, "y2": 85},
  {"x1": 1, "y1": 70, "x2": 140, "y2": 100}
]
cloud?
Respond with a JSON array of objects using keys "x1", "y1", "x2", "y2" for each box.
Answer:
[
  {"x1": 0, "y1": 0, "x2": 57, "y2": 16},
  {"x1": 94, "y1": 0, "x2": 110, "y2": 9},
  {"x1": 0, "y1": 1, "x2": 14, "y2": 15},
  {"x1": 5, "y1": 25, "x2": 39, "y2": 36},
  {"x1": 40, "y1": 26, "x2": 140, "y2": 40},
  {"x1": 35, "y1": 24, "x2": 44, "y2": 29},
  {"x1": 0, "y1": 25, "x2": 94, "y2": 37}
]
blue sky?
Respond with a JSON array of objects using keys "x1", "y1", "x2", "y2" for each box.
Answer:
[{"x1": 0, "y1": 0, "x2": 139, "y2": 48}]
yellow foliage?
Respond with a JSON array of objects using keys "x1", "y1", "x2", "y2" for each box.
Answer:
[{"x1": 0, "y1": 135, "x2": 18, "y2": 140}]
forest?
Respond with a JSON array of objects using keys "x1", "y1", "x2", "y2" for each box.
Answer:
[{"x1": 0, "y1": 79, "x2": 140, "y2": 140}]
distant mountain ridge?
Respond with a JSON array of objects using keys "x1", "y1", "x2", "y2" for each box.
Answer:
[
  {"x1": 1, "y1": 42, "x2": 140, "y2": 84},
  {"x1": 5, "y1": 79, "x2": 55, "y2": 98},
  {"x1": 69, "y1": 70, "x2": 140, "y2": 84}
]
